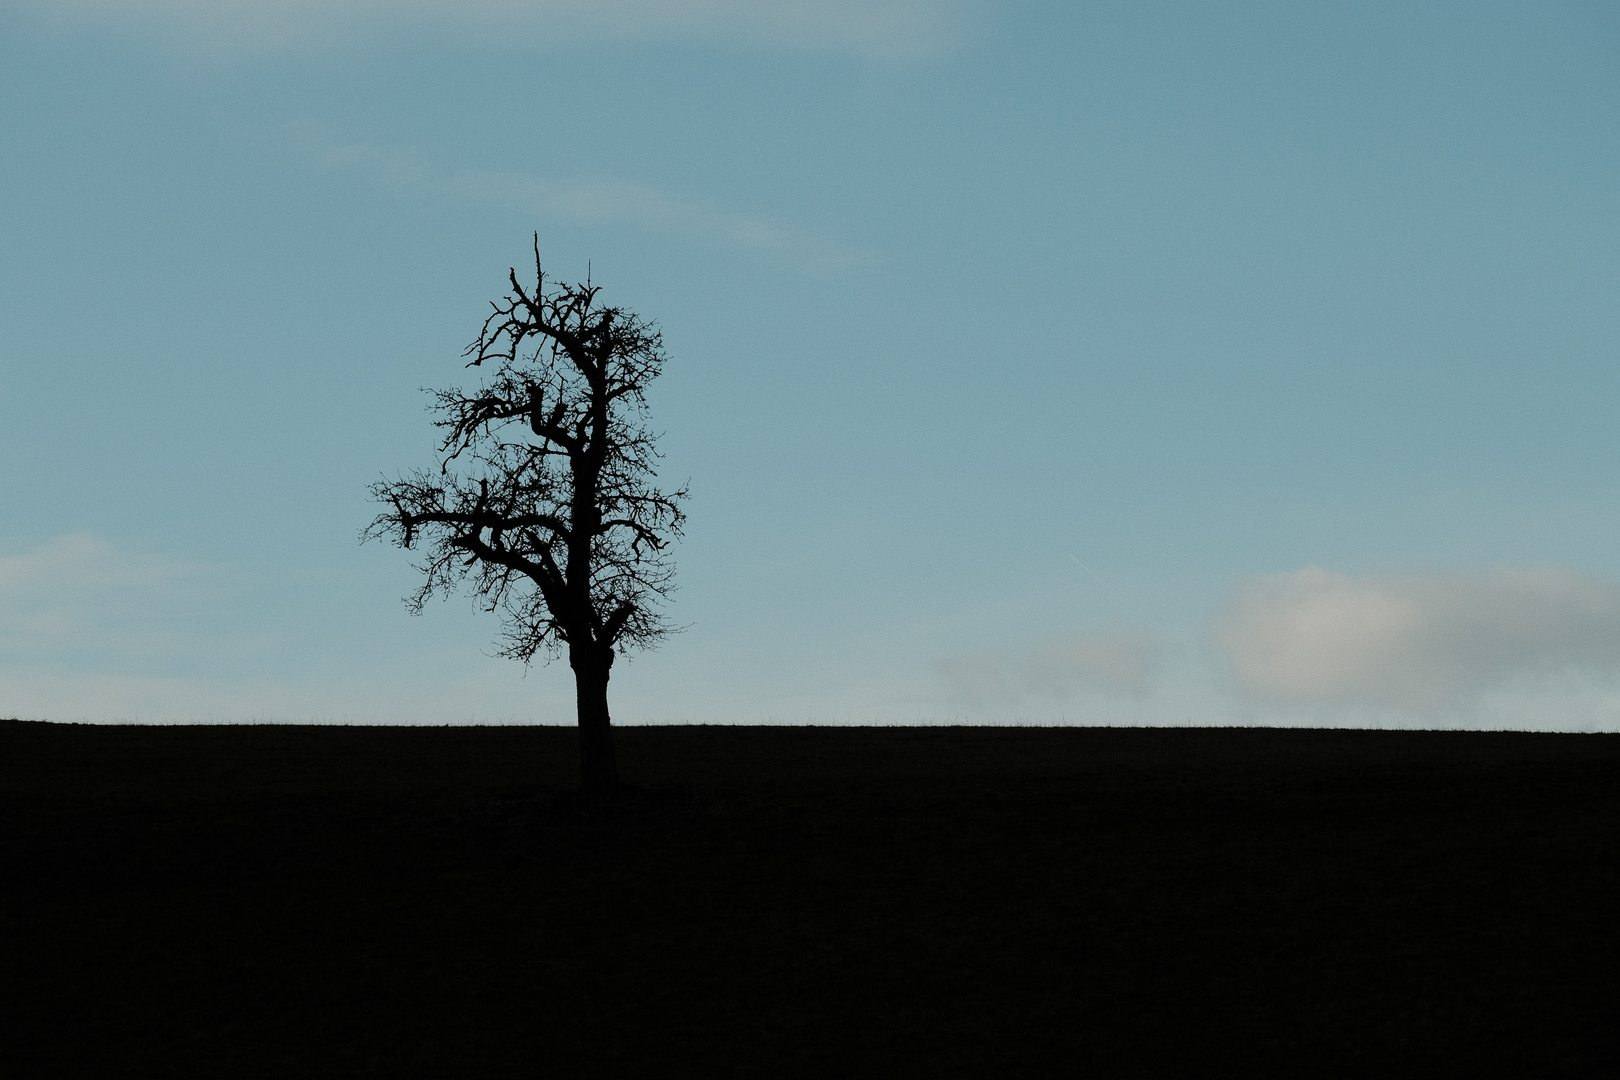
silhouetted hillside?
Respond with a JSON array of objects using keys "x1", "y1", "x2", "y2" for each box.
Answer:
[{"x1": 4, "y1": 722, "x2": 1616, "y2": 1077}]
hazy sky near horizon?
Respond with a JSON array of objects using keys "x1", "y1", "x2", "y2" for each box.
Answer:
[{"x1": 4, "y1": 1, "x2": 1620, "y2": 729}]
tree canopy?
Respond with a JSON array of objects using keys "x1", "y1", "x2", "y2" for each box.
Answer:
[{"x1": 366, "y1": 243, "x2": 686, "y2": 794}]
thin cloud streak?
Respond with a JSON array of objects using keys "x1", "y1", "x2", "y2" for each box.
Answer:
[
  {"x1": 0, "y1": 666, "x2": 573, "y2": 724},
  {"x1": 937, "y1": 633, "x2": 1160, "y2": 713},
  {"x1": 0, "y1": 533, "x2": 215, "y2": 658},
  {"x1": 0, "y1": 532, "x2": 196, "y2": 594},
  {"x1": 451, "y1": 171, "x2": 873, "y2": 273},
  {"x1": 285, "y1": 123, "x2": 873, "y2": 273},
  {"x1": 8, "y1": 0, "x2": 968, "y2": 59}
]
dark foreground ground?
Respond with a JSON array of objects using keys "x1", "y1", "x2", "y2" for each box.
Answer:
[{"x1": 3, "y1": 722, "x2": 1617, "y2": 1077}]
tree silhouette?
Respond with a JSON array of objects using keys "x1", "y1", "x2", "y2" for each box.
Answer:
[{"x1": 366, "y1": 243, "x2": 686, "y2": 798}]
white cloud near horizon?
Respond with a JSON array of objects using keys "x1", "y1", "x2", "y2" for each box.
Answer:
[
  {"x1": 7, "y1": 0, "x2": 966, "y2": 59},
  {"x1": 937, "y1": 633, "x2": 1160, "y2": 713},
  {"x1": 285, "y1": 123, "x2": 873, "y2": 273},
  {"x1": 1214, "y1": 566, "x2": 1620, "y2": 714}
]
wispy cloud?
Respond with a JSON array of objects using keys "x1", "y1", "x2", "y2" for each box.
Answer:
[
  {"x1": 0, "y1": 664, "x2": 576, "y2": 724},
  {"x1": 0, "y1": 532, "x2": 194, "y2": 594},
  {"x1": 283, "y1": 122, "x2": 872, "y2": 273},
  {"x1": 8, "y1": 0, "x2": 968, "y2": 60},
  {"x1": 0, "y1": 536, "x2": 579, "y2": 723},
  {"x1": 1213, "y1": 566, "x2": 1620, "y2": 714},
  {"x1": 0, "y1": 533, "x2": 216, "y2": 658},
  {"x1": 452, "y1": 170, "x2": 872, "y2": 273},
  {"x1": 937, "y1": 633, "x2": 1160, "y2": 712}
]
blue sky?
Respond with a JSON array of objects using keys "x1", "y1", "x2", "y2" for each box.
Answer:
[{"x1": 3, "y1": 0, "x2": 1620, "y2": 728}]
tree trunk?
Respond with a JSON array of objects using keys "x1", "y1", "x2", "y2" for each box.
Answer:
[{"x1": 570, "y1": 646, "x2": 619, "y2": 800}]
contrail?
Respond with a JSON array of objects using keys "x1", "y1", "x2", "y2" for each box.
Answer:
[{"x1": 1069, "y1": 554, "x2": 1126, "y2": 604}]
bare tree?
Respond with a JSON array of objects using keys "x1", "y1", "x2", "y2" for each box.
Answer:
[{"x1": 365, "y1": 243, "x2": 686, "y2": 798}]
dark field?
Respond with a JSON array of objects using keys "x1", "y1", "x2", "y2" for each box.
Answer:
[{"x1": 3, "y1": 721, "x2": 1617, "y2": 1076}]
